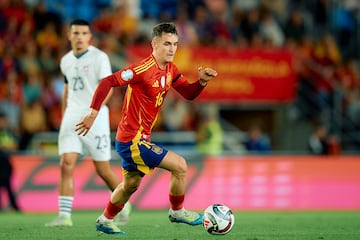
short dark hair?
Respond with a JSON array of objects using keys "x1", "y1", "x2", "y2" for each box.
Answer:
[
  {"x1": 69, "y1": 19, "x2": 90, "y2": 28},
  {"x1": 152, "y1": 22, "x2": 178, "y2": 38}
]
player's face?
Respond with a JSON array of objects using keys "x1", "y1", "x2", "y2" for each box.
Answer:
[
  {"x1": 67, "y1": 25, "x2": 92, "y2": 55},
  {"x1": 152, "y1": 33, "x2": 178, "y2": 67}
]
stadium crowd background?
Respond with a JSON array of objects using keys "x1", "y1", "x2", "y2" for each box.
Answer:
[{"x1": 0, "y1": 0, "x2": 359, "y2": 153}]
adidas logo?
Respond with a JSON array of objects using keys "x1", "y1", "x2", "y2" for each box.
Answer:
[{"x1": 152, "y1": 80, "x2": 159, "y2": 87}]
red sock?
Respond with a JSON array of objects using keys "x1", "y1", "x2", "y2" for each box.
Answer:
[
  {"x1": 103, "y1": 201, "x2": 124, "y2": 219},
  {"x1": 169, "y1": 194, "x2": 184, "y2": 210}
]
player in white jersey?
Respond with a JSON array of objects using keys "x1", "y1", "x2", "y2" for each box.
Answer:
[{"x1": 45, "y1": 19, "x2": 130, "y2": 227}]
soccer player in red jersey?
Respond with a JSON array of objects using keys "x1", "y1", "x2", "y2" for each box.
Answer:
[{"x1": 75, "y1": 22, "x2": 218, "y2": 234}]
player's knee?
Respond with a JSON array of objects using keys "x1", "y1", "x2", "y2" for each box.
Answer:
[
  {"x1": 59, "y1": 154, "x2": 77, "y2": 174},
  {"x1": 123, "y1": 177, "x2": 141, "y2": 194},
  {"x1": 60, "y1": 159, "x2": 75, "y2": 175},
  {"x1": 174, "y1": 156, "x2": 187, "y2": 177},
  {"x1": 123, "y1": 182, "x2": 139, "y2": 194}
]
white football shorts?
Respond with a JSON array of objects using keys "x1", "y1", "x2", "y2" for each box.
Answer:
[{"x1": 58, "y1": 106, "x2": 112, "y2": 161}]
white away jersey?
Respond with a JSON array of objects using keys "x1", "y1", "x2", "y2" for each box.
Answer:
[
  {"x1": 58, "y1": 46, "x2": 112, "y2": 159},
  {"x1": 60, "y1": 45, "x2": 112, "y2": 113}
]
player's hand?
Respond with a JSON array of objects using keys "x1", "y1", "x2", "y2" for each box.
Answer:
[
  {"x1": 198, "y1": 67, "x2": 218, "y2": 86},
  {"x1": 75, "y1": 109, "x2": 98, "y2": 136}
]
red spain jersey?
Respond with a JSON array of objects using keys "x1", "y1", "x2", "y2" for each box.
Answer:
[{"x1": 91, "y1": 54, "x2": 205, "y2": 142}]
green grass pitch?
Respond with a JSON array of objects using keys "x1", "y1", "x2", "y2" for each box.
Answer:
[{"x1": 1, "y1": 210, "x2": 360, "y2": 239}]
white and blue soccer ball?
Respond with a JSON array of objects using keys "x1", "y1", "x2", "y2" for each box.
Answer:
[{"x1": 203, "y1": 204, "x2": 235, "y2": 235}]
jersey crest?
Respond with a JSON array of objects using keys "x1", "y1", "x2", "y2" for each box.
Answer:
[
  {"x1": 83, "y1": 65, "x2": 89, "y2": 73},
  {"x1": 166, "y1": 72, "x2": 172, "y2": 86}
]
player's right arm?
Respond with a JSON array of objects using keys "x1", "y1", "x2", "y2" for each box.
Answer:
[
  {"x1": 96, "y1": 51, "x2": 114, "y2": 107},
  {"x1": 90, "y1": 74, "x2": 121, "y2": 111},
  {"x1": 60, "y1": 57, "x2": 68, "y2": 116},
  {"x1": 75, "y1": 108, "x2": 99, "y2": 136},
  {"x1": 75, "y1": 70, "x2": 130, "y2": 136},
  {"x1": 61, "y1": 79, "x2": 68, "y2": 115},
  {"x1": 75, "y1": 65, "x2": 140, "y2": 136},
  {"x1": 75, "y1": 75, "x2": 114, "y2": 136}
]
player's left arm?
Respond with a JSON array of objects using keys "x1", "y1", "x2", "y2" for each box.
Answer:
[
  {"x1": 173, "y1": 66, "x2": 217, "y2": 100},
  {"x1": 197, "y1": 66, "x2": 218, "y2": 86}
]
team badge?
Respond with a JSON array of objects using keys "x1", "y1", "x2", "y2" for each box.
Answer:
[
  {"x1": 166, "y1": 72, "x2": 172, "y2": 86},
  {"x1": 151, "y1": 145, "x2": 163, "y2": 154},
  {"x1": 160, "y1": 76, "x2": 165, "y2": 88},
  {"x1": 83, "y1": 65, "x2": 89, "y2": 73},
  {"x1": 121, "y1": 69, "x2": 134, "y2": 81}
]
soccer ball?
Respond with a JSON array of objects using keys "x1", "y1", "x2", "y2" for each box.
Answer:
[{"x1": 202, "y1": 204, "x2": 235, "y2": 235}]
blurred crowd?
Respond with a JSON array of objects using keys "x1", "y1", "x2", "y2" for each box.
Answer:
[{"x1": 0, "y1": 0, "x2": 359, "y2": 151}]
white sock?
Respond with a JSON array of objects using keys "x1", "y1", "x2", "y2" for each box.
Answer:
[
  {"x1": 99, "y1": 214, "x2": 112, "y2": 222},
  {"x1": 59, "y1": 196, "x2": 73, "y2": 218},
  {"x1": 171, "y1": 207, "x2": 185, "y2": 215}
]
